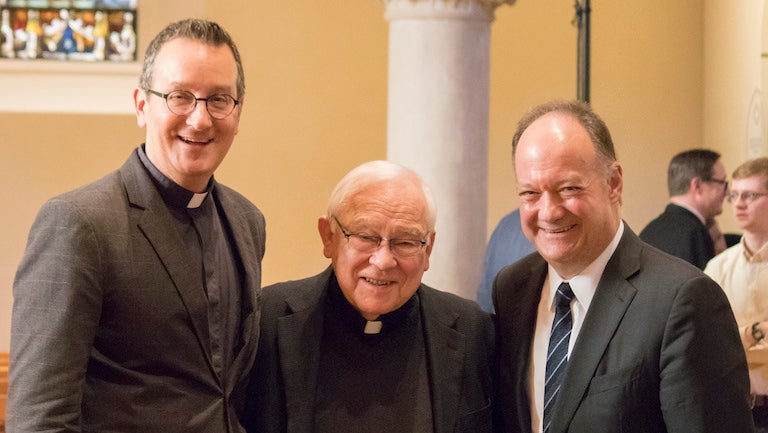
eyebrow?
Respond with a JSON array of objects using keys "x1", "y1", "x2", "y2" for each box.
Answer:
[
  {"x1": 163, "y1": 82, "x2": 236, "y2": 94},
  {"x1": 344, "y1": 220, "x2": 426, "y2": 239}
]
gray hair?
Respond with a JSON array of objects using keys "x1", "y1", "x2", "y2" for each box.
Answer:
[
  {"x1": 326, "y1": 160, "x2": 437, "y2": 232},
  {"x1": 667, "y1": 149, "x2": 720, "y2": 196}
]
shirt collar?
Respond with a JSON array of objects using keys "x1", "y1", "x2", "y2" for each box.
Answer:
[
  {"x1": 138, "y1": 144, "x2": 213, "y2": 209},
  {"x1": 547, "y1": 221, "x2": 625, "y2": 311},
  {"x1": 741, "y1": 236, "x2": 768, "y2": 262}
]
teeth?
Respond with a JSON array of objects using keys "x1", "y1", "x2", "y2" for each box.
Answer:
[
  {"x1": 364, "y1": 277, "x2": 389, "y2": 286},
  {"x1": 546, "y1": 225, "x2": 573, "y2": 234},
  {"x1": 180, "y1": 137, "x2": 212, "y2": 144}
]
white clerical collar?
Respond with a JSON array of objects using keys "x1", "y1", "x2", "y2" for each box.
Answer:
[
  {"x1": 187, "y1": 192, "x2": 208, "y2": 209},
  {"x1": 363, "y1": 321, "x2": 383, "y2": 334}
]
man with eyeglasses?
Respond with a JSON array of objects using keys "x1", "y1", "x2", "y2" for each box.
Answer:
[
  {"x1": 640, "y1": 148, "x2": 729, "y2": 269},
  {"x1": 7, "y1": 19, "x2": 265, "y2": 433},
  {"x1": 705, "y1": 157, "x2": 768, "y2": 432},
  {"x1": 243, "y1": 160, "x2": 495, "y2": 433}
]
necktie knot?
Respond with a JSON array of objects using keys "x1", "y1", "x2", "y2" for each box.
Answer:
[{"x1": 556, "y1": 282, "x2": 574, "y2": 308}]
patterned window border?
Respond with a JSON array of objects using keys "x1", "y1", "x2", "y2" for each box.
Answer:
[{"x1": 0, "y1": 0, "x2": 137, "y2": 62}]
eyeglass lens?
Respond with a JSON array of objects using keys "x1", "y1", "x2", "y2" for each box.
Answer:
[{"x1": 158, "y1": 90, "x2": 237, "y2": 119}]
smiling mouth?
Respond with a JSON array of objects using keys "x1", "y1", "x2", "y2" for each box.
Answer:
[
  {"x1": 542, "y1": 224, "x2": 576, "y2": 234},
  {"x1": 180, "y1": 136, "x2": 213, "y2": 145},
  {"x1": 363, "y1": 277, "x2": 392, "y2": 286}
]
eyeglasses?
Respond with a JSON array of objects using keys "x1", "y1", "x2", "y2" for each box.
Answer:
[
  {"x1": 332, "y1": 216, "x2": 428, "y2": 258},
  {"x1": 145, "y1": 89, "x2": 239, "y2": 119},
  {"x1": 726, "y1": 190, "x2": 768, "y2": 204},
  {"x1": 703, "y1": 177, "x2": 729, "y2": 190}
]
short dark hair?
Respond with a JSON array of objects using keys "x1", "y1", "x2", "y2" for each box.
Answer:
[
  {"x1": 511, "y1": 100, "x2": 616, "y2": 167},
  {"x1": 139, "y1": 18, "x2": 245, "y2": 99},
  {"x1": 667, "y1": 149, "x2": 720, "y2": 196}
]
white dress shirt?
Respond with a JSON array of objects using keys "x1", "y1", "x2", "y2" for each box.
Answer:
[
  {"x1": 529, "y1": 222, "x2": 624, "y2": 433},
  {"x1": 705, "y1": 237, "x2": 768, "y2": 394}
]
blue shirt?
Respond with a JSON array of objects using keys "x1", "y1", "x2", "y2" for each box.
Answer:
[{"x1": 477, "y1": 209, "x2": 536, "y2": 312}]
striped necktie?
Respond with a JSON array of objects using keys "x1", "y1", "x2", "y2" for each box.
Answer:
[{"x1": 543, "y1": 282, "x2": 575, "y2": 433}]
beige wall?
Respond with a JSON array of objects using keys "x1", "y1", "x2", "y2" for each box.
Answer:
[{"x1": 0, "y1": 0, "x2": 721, "y2": 351}]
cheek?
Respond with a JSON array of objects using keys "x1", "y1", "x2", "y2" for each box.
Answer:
[
  {"x1": 334, "y1": 251, "x2": 368, "y2": 275},
  {"x1": 519, "y1": 207, "x2": 537, "y2": 231}
]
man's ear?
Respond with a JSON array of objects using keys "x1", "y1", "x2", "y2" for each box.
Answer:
[
  {"x1": 318, "y1": 216, "x2": 334, "y2": 259},
  {"x1": 691, "y1": 176, "x2": 702, "y2": 193},
  {"x1": 133, "y1": 87, "x2": 147, "y2": 128},
  {"x1": 423, "y1": 231, "x2": 436, "y2": 271},
  {"x1": 608, "y1": 162, "x2": 623, "y2": 204}
]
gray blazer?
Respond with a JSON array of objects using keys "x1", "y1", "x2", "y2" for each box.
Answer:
[
  {"x1": 245, "y1": 267, "x2": 496, "y2": 433},
  {"x1": 493, "y1": 226, "x2": 753, "y2": 433},
  {"x1": 7, "y1": 149, "x2": 266, "y2": 433}
]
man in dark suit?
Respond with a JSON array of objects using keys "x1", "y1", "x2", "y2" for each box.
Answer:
[
  {"x1": 640, "y1": 149, "x2": 729, "y2": 269},
  {"x1": 244, "y1": 161, "x2": 495, "y2": 433},
  {"x1": 7, "y1": 19, "x2": 265, "y2": 432},
  {"x1": 493, "y1": 100, "x2": 753, "y2": 433}
]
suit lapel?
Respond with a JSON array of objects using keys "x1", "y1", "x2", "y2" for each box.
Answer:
[
  {"x1": 276, "y1": 271, "x2": 328, "y2": 433},
  {"x1": 119, "y1": 152, "x2": 214, "y2": 370},
  {"x1": 499, "y1": 256, "x2": 548, "y2": 433},
  {"x1": 420, "y1": 287, "x2": 464, "y2": 433},
  {"x1": 549, "y1": 228, "x2": 641, "y2": 433}
]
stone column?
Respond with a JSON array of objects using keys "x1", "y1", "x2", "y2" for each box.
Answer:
[{"x1": 384, "y1": 0, "x2": 513, "y2": 300}]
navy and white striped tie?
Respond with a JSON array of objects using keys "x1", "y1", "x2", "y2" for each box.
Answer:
[{"x1": 543, "y1": 282, "x2": 575, "y2": 433}]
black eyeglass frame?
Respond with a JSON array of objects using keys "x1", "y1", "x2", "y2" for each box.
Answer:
[
  {"x1": 702, "y1": 177, "x2": 729, "y2": 190},
  {"x1": 144, "y1": 88, "x2": 240, "y2": 119}
]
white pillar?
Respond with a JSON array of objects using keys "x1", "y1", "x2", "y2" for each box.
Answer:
[{"x1": 384, "y1": 0, "x2": 513, "y2": 300}]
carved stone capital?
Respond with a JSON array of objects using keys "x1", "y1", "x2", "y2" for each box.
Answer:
[{"x1": 384, "y1": 0, "x2": 515, "y2": 22}]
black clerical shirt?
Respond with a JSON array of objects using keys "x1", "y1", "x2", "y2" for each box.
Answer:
[
  {"x1": 138, "y1": 145, "x2": 243, "y2": 378},
  {"x1": 313, "y1": 278, "x2": 435, "y2": 433}
]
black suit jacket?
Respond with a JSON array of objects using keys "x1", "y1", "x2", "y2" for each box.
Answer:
[
  {"x1": 244, "y1": 267, "x2": 495, "y2": 433},
  {"x1": 639, "y1": 203, "x2": 715, "y2": 269},
  {"x1": 8, "y1": 149, "x2": 266, "y2": 433},
  {"x1": 493, "y1": 226, "x2": 753, "y2": 433}
]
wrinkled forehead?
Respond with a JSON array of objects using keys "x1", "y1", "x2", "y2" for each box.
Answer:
[{"x1": 341, "y1": 182, "x2": 430, "y2": 231}]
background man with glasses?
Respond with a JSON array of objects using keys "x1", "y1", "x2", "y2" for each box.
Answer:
[
  {"x1": 706, "y1": 157, "x2": 768, "y2": 432},
  {"x1": 640, "y1": 148, "x2": 729, "y2": 269},
  {"x1": 7, "y1": 19, "x2": 265, "y2": 432},
  {"x1": 244, "y1": 160, "x2": 495, "y2": 433}
]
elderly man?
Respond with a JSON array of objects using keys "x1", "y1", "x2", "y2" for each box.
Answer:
[
  {"x1": 245, "y1": 160, "x2": 495, "y2": 433},
  {"x1": 640, "y1": 148, "x2": 729, "y2": 269},
  {"x1": 493, "y1": 100, "x2": 753, "y2": 433},
  {"x1": 705, "y1": 157, "x2": 768, "y2": 432}
]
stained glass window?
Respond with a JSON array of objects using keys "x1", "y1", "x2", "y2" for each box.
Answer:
[{"x1": 0, "y1": 0, "x2": 137, "y2": 62}]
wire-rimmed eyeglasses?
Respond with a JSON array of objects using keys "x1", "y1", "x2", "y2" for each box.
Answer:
[
  {"x1": 332, "y1": 216, "x2": 428, "y2": 258},
  {"x1": 726, "y1": 190, "x2": 768, "y2": 204},
  {"x1": 145, "y1": 89, "x2": 239, "y2": 119}
]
